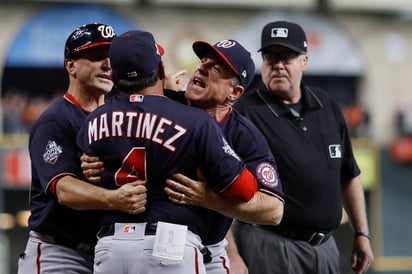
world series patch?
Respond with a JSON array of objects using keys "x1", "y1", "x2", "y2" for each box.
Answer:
[
  {"x1": 42, "y1": 140, "x2": 63, "y2": 165},
  {"x1": 256, "y1": 162, "x2": 279, "y2": 188},
  {"x1": 221, "y1": 137, "x2": 241, "y2": 161}
]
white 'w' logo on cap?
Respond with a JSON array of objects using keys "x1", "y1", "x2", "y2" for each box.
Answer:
[{"x1": 216, "y1": 40, "x2": 236, "y2": 48}]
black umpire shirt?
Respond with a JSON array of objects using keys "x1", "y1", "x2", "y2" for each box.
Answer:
[{"x1": 234, "y1": 82, "x2": 360, "y2": 232}]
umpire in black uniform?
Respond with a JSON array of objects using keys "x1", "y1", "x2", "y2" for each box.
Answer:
[{"x1": 232, "y1": 21, "x2": 374, "y2": 274}]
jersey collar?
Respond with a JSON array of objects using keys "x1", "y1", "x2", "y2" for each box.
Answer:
[
  {"x1": 64, "y1": 92, "x2": 87, "y2": 112},
  {"x1": 257, "y1": 82, "x2": 323, "y2": 118}
]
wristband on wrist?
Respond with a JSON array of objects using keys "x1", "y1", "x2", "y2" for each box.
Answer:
[{"x1": 354, "y1": 232, "x2": 371, "y2": 240}]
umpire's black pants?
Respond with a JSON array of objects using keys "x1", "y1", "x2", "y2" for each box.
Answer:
[{"x1": 232, "y1": 221, "x2": 340, "y2": 274}]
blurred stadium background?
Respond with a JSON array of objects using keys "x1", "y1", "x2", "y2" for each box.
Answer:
[{"x1": 1, "y1": 1, "x2": 412, "y2": 273}]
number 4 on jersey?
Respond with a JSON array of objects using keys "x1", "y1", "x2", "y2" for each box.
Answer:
[{"x1": 115, "y1": 147, "x2": 146, "y2": 185}]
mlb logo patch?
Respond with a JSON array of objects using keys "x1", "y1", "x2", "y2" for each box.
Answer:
[
  {"x1": 271, "y1": 28, "x2": 288, "y2": 38},
  {"x1": 42, "y1": 140, "x2": 63, "y2": 165},
  {"x1": 329, "y1": 144, "x2": 342, "y2": 158},
  {"x1": 130, "y1": 94, "x2": 144, "y2": 102},
  {"x1": 123, "y1": 225, "x2": 136, "y2": 233}
]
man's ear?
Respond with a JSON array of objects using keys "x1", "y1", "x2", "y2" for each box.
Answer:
[
  {"x1": 301, "y1": 54, "x2": 308, "y2": 71},
  {"x1": 65, "y1": 58, "x2": 76, "y2": 75},
  {"x1": 230, "y1": 84, "x2": 244, "y2": 101}
]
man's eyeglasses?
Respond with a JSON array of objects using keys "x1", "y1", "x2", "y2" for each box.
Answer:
[{"x1": 262, "y1": 51, "x2": 301, "y2": 65}]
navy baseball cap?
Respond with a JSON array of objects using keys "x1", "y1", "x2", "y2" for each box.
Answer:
[
  {"x1": 259, "y1": 21, "x2": 307, "y2": 54},
  {"x1": 192, "y1": 39, "x2": 255, "y2": 90},
  {"x1": 109, "y1": 30, "x2": 165, "y2": 82},
  {"x1": 64, "y1": 23, "x2": 116, "y2": 58}
]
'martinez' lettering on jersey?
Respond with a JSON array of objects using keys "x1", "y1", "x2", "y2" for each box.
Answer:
[{"x1": 87, "y1": 111, "x2": 187, "y2": 152}]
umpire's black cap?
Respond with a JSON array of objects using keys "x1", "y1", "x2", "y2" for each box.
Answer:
[
  {"x1": 64, "y1": 23, "x2": 116, "y2": 58},
  {"x1": 259, "y1": 21, "x2": 307, "y2": 54}
]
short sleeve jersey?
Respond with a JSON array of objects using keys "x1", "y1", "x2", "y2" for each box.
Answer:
[
  {"x1": 28, "y1": 94, "x2": 100, "y2": 244},
  {"x1": 76, "y1": 94, "x2": 250, "y2": 239},
  {"x1": 234, "y1": 82, "x2": 360, "y2": 231},
  {"x1": 203, "y1": 109, "x2": 284, "y2": 245}
]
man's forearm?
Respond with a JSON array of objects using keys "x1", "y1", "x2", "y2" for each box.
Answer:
[
  {"x1": 207, "y1": 191, "x2": 283, "y2": 225},
  {"x1": 341, "y1": 176, "x2": 370, "y2": 233},
  {"x1": 55, "y1": 175, "x2": 115, "y2": 210},
  {"x1": 55, "y1": 175, "x2": 147, "y2": 215}
]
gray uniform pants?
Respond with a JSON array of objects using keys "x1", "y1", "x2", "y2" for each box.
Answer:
[
  {"x1": 204, "y1": 239, "x2": 230, "y2": 274},
  {"x1": 18, "y1": 231, "x2": 93, "y2": 274},
  {"x1": 94, "y1": 223, "x2": 206, "y2": 274},
  {"x1": 232, "y1": 222, "x2": 340, "y2": 274}
]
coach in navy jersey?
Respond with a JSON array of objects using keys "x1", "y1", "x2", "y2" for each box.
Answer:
[
  {"x1": 18, "y1": 23, "x2": 147, "y2": 274},
  {"x1": 163, "y1": 39, "x2": 285, "y2": 274},
  {"x1": 76, "y1": 30, "x2": 260, "y2": 274}
]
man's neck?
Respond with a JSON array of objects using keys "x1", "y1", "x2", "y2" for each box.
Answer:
[
  {"x1": 206, "y1": 105, "x2": 232, "y2": 123},
  {"x1": 66, "y1": 85, "x2": 105, "y2": 112},
  {"x1": 133, "y1": 80, "x2": 164, "y2": 96}
]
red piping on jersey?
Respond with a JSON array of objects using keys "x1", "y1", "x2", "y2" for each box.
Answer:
[
  {"x1": 219, "y1": 256, "x2": 230, "y2": 274},
  {"x1": 47, "y1": 173, "x2": 77, "y2": 196},
  {"x1": 64, "y1": 92, "x2": 87, "y2": 112},
  {"x1": 259, "y1": 188, "x2": 285, "y2": 204},
  {"x1": 36, "y1": 242, "x2": 42, "y2": 274},
  {"x1": 194, "y1": 246, "x2": 200, "y2": 274},
  {"x1": 221, "y1": 168, "x2": 257, "y2": 202},
  {"x1": 49, "y1": 178, "x2": 59, "y2": 196},
  {"x1": 217, "y1": 108, "x2": 233, "y2": 124}
]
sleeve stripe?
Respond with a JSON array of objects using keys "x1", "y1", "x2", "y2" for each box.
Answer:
[{"x1": 220, "y1": 168, "x2": 257, "y2": 202}]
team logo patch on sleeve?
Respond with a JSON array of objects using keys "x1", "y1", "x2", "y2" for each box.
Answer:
[
  {"x1": 256, "y1": 162, "x2": 279, "y2": 188},
  {"x1": 42, "y1": 140, "x2": 63, "y2": 165}
]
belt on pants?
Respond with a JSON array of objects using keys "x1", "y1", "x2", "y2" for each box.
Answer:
[
  {"x1": 31, "y1": 231, "x2": 95, "y2": 254},
  {"x1": 97, "y1": 222, "x2": 158, "y2": 238},
  {"x1": 249, "y1": 223, "x2": 333, "y2": 246},
  {"x1": 97, "y1": 222, "x2": 212, "y2": 263},
  {"x1": 53, "y1": 235, "x2": 95, "y2": 254}
]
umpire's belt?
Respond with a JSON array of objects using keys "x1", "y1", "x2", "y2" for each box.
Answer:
[
  {"x1": 250, "y1": 223, "x2": 333, "y2": 246},
  {"x1": 97, "y1": 222, "x2": 158, "y2": 238}
]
